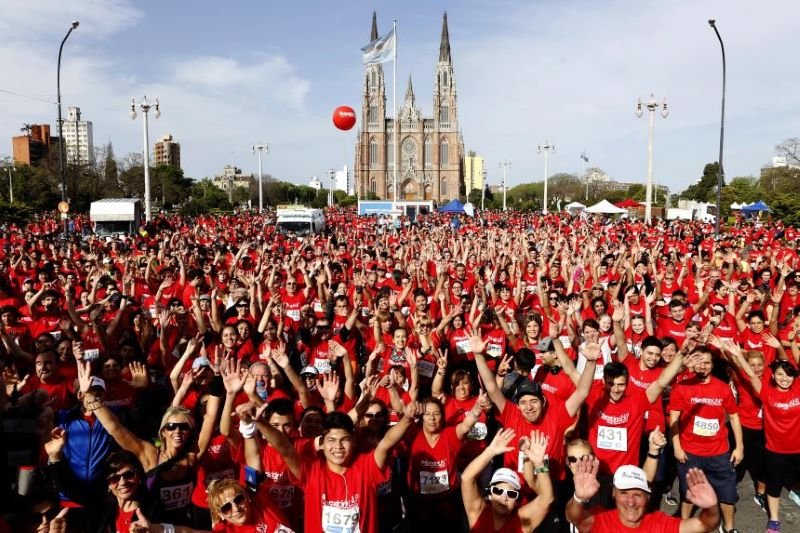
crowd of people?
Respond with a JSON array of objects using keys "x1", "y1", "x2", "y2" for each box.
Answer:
[{"x1": 1, "y1": 206, "x2": 799, "y2": 533}]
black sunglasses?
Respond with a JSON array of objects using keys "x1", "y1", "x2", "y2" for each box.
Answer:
[
  {"x1": 490, "y1": 486, "x2": 519, "y2": 500},
  {"x1": 364, "y1": 412, "x2": 385, "y2": 419},
  {"x1": 567, "y1": 454, "x2": 590, "y2": 464},
  {"x1": 164, "y1": 422, "x2": 191, "y2": 432},
  {"x1": 219, "y1": 493, "x2": 247, "y2": 514},
  {"x1": 107, "y1": 469, "x2": 137, "y2": 484}
]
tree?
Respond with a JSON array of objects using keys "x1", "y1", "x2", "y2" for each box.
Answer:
[
  {"x1": 181, "y1": 179, "x2": 232, "y2": 215},
  {"x1": 720, "y1": 176, "x2": 759, "y2": 215},
  {"x1": 775, "y1": 138, "x2": 800, "y2": 167},
  {"x1": 678, "y1": 162, "x2": 722, "y2": 202},
  {"x1": 759, "y1": 166, "x2": 800, "y2": 198},
  {"x1": 467, "y1": 188, "x2": 482, "y2": 206}
]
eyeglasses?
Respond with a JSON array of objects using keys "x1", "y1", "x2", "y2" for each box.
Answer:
[
  {"x1": 567, "y1": 454, "x2": 591, "y2": 464},
  {"x1": 219, "y1": 493, "x2": 247, "y2": 515},
  {"x1": 490, "y1": 486, "x2": 519, "y2": 500},
  {"x1": 164, "y1": 422, "x2": 191, "y2": 432},
  {"x1": 107, "y1": 469, "x2": 137, "y2": 484},
  {"x1": 364, "y1": 412, "x2": 385, "y2": 419},
  {"x1": 315, "y1": 324, "x2": 331, "y2": 330}
]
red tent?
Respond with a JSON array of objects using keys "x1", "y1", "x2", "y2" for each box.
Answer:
[{"x1": 615, "y1": 199, "x2": 642, "y2": 208}]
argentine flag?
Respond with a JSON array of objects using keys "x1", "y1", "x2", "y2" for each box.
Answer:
[{"x1": 361, "y1": 28, "x2": 396, "y2": 65}]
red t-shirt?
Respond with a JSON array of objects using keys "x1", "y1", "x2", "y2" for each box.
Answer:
[
  {"x1": 293, "y1": 451, "x2": 389, "y2": 533},
  {"x1": 589, "y1": 508, "x2": 680, "y2": 532},
  {"x1": 732, "y1": 371, "x2": 762, "y2": 430},
  {"x1": 470, "y1": 504, "x2": 522, "y2": 533},
  {"x1": 406, "y1": 424, "x2": 462, "y2": 497},
  {"x1": 668, "y1": 377, "x2": 737, "y2": 456},
  {"x1": 622, "y1": 358, "x2": 665, "y2": 433},
  {"x1": 211, "y1": 481, "x2": 294, "y2": 532},
  {"x1": 760, "y1": 371, "x2": 800, "y2": 454},
  {"x1": 586, "y1": 381, "x2": 651, "y2": 475},
  {"x1": 497, "y1": 399, "x2": 575, "y2": 483}
]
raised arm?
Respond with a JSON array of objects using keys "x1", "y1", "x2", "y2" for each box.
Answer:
[
  {"x1": 518, "y1": 430, "x2": 555, "y2": 531},
  {"x1": 564, "y1": 342, "x2": 598, "y2": 418},
  {"x1": 374, "y1": 401, "x2": 418, "y2": 469},
  {"x1": 470, "y1": 335, "x2": 506, "y2": 412},
  {"x1": 461, "y1": 428, "x2": 516, "y2": 527}
]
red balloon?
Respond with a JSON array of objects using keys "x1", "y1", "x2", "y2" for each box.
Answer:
[{"x1": 333, "y1": 106, "x2": 356, "y2": 131}]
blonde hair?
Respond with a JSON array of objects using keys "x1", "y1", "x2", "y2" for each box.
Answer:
[
  {"x1": 158, "y1": 406, "x2": 196, "y2": 436},
  {"x1": 207, "y1": 478, "x2": 248, "y2": 524}
]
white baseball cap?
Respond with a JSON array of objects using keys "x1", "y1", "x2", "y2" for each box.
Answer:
[
  {"x1": 88, "y1": 376, "x2": 107, "y2": 390},
  {"x1": 490, "y1": 468, "x2": 521, "y2": 490},
  {"x1": 613, "y1": 465, "x2": 650, "y2": 493}
]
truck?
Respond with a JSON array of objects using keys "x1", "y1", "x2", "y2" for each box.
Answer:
[
  {"x1": 275, "y1": 206, "x2": 325, "y2": 236},
  {"x1": 89, "y1": 198, "x2": 142, "y2": 237},
  {"x1": 357, "y1": 200, "x2": 433, "y2": 222},
  {"x1": 666, "y1": 200, "x2": 717, "y2": 223}
]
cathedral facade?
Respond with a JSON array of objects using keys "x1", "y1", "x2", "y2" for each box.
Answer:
[{"x1": 354, "y1": 13, "x2": 465, "y2": 202}]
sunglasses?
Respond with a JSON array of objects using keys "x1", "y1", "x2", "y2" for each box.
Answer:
[
  {"x1": 164, "y1": 422, "x2": 191, "y2": 432},
  {"x1": 107, "y1": 469, "x2": 137, "y2": 484},
  {"x1": 219, "y1": 493, "x2": 247, "y2": 515},
  {"x1": 364, "y1": 412, "x2": 385, "y2": 419},
  {"x1": 567, "y1": 454, "x2": 590, "y2": 464},
  {"x1": 490, "y1": 486, "x2": 519, "y2": 500}
]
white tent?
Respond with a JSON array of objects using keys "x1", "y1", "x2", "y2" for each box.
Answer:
[
  {"x1": 585, "y1": 199, "x2": 627, "y2": 214},
  {"x1": 730, "y1": 202, "x2": 744, "y2": 210},
  {"x1": 563, "y1": 201, "x2": 586, "y2": 213}
]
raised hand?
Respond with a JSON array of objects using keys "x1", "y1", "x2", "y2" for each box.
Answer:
[
  {"x1": 76, "y1": 360, "x2": 93, "y2": 393},
  {"x1": 126, "y1": 362, "x2": 149, "y2": 389},
  {"x1": 684, "y1": 468, "x2": 718, "y2": 509},
  {"x1": 319, "y1": 372, "x2": 340, "y2": 402},
  {"x1": 648, "y1": 425, "x2": 667, "y2": 453},
  {"x1": 526, "y1": 429, "x2": 548, "y2": 466},
  {"x1": 485, "y1": 427, "x2": 516, "y2": 457},
  {"x1": 582, "y1": 342, "x2": 601, "y2": 362},
  {"x1": 44, "y1": 427, "x2": 66, "y2": 461},
  {"x1": 403, "y1": 400, "x2": 424, "y2": 420},
  {"x1": 572, "y1": 455, "x2": 601, "y2": 502},
  {"x1": 221, "y1": 357, "x2": 245, "y2": 393},
  {"x1": 612, "y1": 306, "x2": 625, "y2": 323},
  {"x1": 469, "y1": 335, "x2": 488, "y2": 355}
]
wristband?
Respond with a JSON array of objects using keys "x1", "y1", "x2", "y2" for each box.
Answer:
[
  {"x1": 572, "y1": 493, "x2": 590, "y2": 505},
  {"x1": 647, "y1": 451, "x2": 661, "y2": 459},
  {"x1": 239, "y1": 420, "x2": 257, "y2": 439},
  {"x1": 533, "y1": 465, "x2": 549, "y2": 474}
]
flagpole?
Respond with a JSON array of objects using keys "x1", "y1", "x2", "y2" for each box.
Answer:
[{"x1": 393, "y1": 18, "x2": 398, "y2": 209}]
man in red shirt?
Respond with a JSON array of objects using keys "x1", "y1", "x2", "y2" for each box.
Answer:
[
  {"x1": 669, "y1": 346, "x2": 743, "y2": 533},
  {"x1": 655, "y1": 300, "x2": 690, "y2": 347},
  {"x1": 244, "y1": 403, "x2": 418, "y2": 533},
  {"x1": 566, "y1": 457, "x2": 720, "y2": 532}
]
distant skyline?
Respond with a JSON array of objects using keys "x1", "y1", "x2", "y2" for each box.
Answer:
[{"x1": 1, "y1": 0, "x2": 798, "y2": 195}]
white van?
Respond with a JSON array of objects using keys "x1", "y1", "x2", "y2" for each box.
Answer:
[
  {"x1": 90, "y1": 198, "x2": 142, "y2": 237},
  {"x1": 275, "y1": 207, "x2": 325, "y2": 237}
]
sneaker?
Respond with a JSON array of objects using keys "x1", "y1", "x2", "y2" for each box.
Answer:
[
  {"x1": 663, "y1": 491, "x2": 679, "y2": 506},
  {"x1": 766, "y1": 520, "x2": 781, "y2": 533},
  {"x1": 789, "y1": 489, "x2": 800, "y2": 508},
  {"x1": 754, "y1": 493, "x2": 767, "y2": 513}
]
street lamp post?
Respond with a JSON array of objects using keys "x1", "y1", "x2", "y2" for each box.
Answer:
[
  {"x1": 7, "y1": 164, "x2": 14, "y2": 203},
  {"x1": 129, "y1": 96, "x2": 161, "y2": 223},
  {"x1": 537, "y1": 141, "x2": 555, "y2": 213},
  {"x1": 57, "y1": 20, "x2": 79, "y2": 234},
  {"x1": 252, "y1": 143, "x2": 269, "y2": 212},
  {"x1": 498, "y1": 160, "x2": 510, "y2": 211},
  {"x1": 580, "y1": 152, "x2": 589, "y2": 201},
  {"x1": 481, "y1": 168, "x2": 487, "y2": 211},
  {"x1": 328, "y1": 168, "x2": 336, "y2": 207},
  {"x1": 709, "y1": 19, "x2": 726, "y2": 237},
  {"x1": 635, "y1": 94, "x2": 669, "y2": 224}
]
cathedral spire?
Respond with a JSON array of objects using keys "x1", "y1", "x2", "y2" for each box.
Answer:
[
  {"x1": 370, "y1": 11, "x2": 378, "y2": 41},
  {"x1": 439, "y1": 12, "x2": 451, "y2": 62},
  {"x1": 405, "y1": 74, "x2": 414, "y2": 104}
]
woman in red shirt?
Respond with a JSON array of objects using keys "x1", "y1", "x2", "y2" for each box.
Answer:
[
  {"x1": 728, "y1": 346, "x2": 800, "y2": 533},
  {"x1": 206, "y1": 478, "x2": 293, "y2": 532},
  {"x1": 405, "y1": 395, "x2": 484, "y2": 532}
]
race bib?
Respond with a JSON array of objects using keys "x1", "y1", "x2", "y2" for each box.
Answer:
[
  {"x1": 467, "y1": 421, "x2": 488, "y2": 441},
  {"x1": 417, "y1": 359, "x2": 436, "y2": 378},
  {"x1": 321, "y1": 504, "x2": 360, "y2": 533},
  {"x1": 597, "y1": 425, "x2": 627, "y2": 451},
  {"x1": 486, "y1": 343, "x2": 502, "y2": 358},
  {"x1": 314, "y1": 358, "x2": 332, "y2": 374},
  {"x1": 286, "y1": 309, "x2": 301, "y2": 321},
  {"x1": 419, "y1": 469, "x2": 449, "y2": 495},
  {"x1": 517, "y1": 450, "x2": 527, "y2": 473},
  {"x1": 558, "y1": 335, "x2": 571, "y2": 348},
  {"x1": 314, "y1": 301, "x2": 324, "y2": 313},
  {"x1": 268, "y1": 484, "x2": 295, "y2": 509},
  {"x1": 455, "y1": 339, "x2": 471, "y2": 354},
  {"x1": 692, "y1": 416, "x2": 720, "y2": 437},
  {"x1": 159, "y1": 482, "x2": 192, "y2": 510}
]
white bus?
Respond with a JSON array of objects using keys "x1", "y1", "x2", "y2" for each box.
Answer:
[{"x1": 275, "y1": 206, "x2": 325, "y2": 236}]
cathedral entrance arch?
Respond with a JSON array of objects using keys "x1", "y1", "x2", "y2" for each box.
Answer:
[{"x1": 402, "y1": 179, "x2": 418, "y2": 200}]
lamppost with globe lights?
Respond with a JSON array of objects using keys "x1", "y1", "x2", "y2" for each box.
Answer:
[
  {"x1": 129, "y1": 96, "x2": 160, "y2": 223},
  {"x1": 635, "y1": 94, "x2": 669, "y2": 223},
  {"x1": 57, "y1": 20, "x2": 79, "y2": 233},
  {"x1": 537, "y1": 141, "x2": 555, "y2": 213},
  {"x1": 708, "y1": 19, "x2": 726, "y2": 236}
]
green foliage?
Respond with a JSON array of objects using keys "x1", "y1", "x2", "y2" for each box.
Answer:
[
  {"x1": 467, "y1": 188, "x2": 483, "y2": 206},
  {"x1": 719, "y1": 176, "x2": 760, "y2": 216},
  {"x1": 766, "y1": 192, "x2": 800, "y2": 228},
  {"x1": 679, "y1": 162, "x2": 722, "y2": 202},
  {"x1": 180, "y1": 179, "x2": 232, "y2": 215},
  {"x1": 0, "y1": 201, "x2": 36, "y2": 225}
]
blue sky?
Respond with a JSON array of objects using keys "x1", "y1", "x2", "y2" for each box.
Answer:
[{"x1": 1, "y1": 0, "x2": 798, "y2": 195}]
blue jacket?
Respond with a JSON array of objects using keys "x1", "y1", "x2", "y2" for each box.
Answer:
[{"x1": 56, "y1": 408, "x2": 117, "y2": 503}]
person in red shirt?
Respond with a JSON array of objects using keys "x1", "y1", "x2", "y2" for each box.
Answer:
[
  {"x1": 566, "y1": 457, "x2": 720, "y2": 532},
  {"x1": 461, "y1": 428, "x2": 554, "y2": 533},
  {"x1": 727, "y1": 345, "x2": 800, "y2": 533},
  {"x1": 655, "y1": 300, "x2": 690, "y2": 347},
  {"x1": 248, "y1": 404, "x2": 419, "y2": 533},
  {"x1": 668, "y1": 346, "x2": 743, "y2": 533},
  {"x1": 205, "y1": 477, "x2": 292, "y2": 532}
]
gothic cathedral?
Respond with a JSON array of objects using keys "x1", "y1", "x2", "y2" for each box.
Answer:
[{"x1": 355, "y1": 12, "x2": 465, "y2": 203}]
